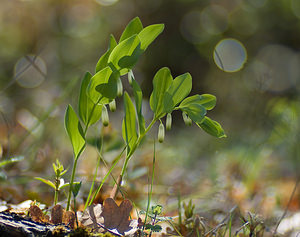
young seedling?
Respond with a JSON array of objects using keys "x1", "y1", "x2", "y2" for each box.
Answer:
[
  {"x1": 140, "y1": 205, "x2": 172, "y2": 236},
  {"x1": 64, "y1": 16, "x2": 226, "y2": 211},
  {"x1": 35, "y1": 159, "x2": 69, "y2": 205}
]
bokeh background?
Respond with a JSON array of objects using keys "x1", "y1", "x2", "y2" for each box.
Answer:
[{"x1": 0, "y1": 0, "x2": 300, "y2": 234}]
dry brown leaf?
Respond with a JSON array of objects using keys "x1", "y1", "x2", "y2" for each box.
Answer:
[
  {"x1": 29, "y1": 205, "x2": 49, "y2": 223},
  {"x1": 80, "y1": 203, "x2": 104, "y2": 231},
  {"x1": 101, "y1": 198, "x2": 133, "y2": 235},
  {"x1": 80, "y1": 198, "x2": 138, "y2": 236},
  {"x1": 51, "y1": 204, "x2": 63, "y2": 224},
  {"x1": 62, "y1": 210, "x2": 75, "y2": 229}
]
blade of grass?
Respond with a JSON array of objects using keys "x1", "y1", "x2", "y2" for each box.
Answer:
[
  {"x1": 273, "y1": 177, "x2": 300, "y2": 235},
  {"x1": 143, "y1": 140, "x2": 156, "y2": 231},
  {"x1": 84, "y1": 131, "x2": 104, "y2": 210},
  {"x1": 88, "y1": 145, "x2": 127, "y2": 206}
]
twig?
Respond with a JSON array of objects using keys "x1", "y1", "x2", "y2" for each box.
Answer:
[
  {"x1": 234, "y1": 221, "x2": 249, "y2": 236},
  {"x1": 273, "y1": 177, "x2": 300, "y2": 235}
]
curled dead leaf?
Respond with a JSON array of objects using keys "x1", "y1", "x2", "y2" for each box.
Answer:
[{"x1": 80, "y1": 198, "x2": 138, "y2": 236}]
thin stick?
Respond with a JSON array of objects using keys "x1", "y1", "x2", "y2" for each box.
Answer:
[{"x1": 273, "y1": 177, "x2": 300, "y2": 235}]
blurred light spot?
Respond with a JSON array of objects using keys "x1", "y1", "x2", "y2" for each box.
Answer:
[
  {"x1": 180, "y1": 11, "x2": 211, "y2": 43},
  {"x1": 291, "y1": 0, "x2": 300, "y2": 19},
  {"x1": 14, "y1": 55, "x2": 46, "y2": 88},
  {"x1": 277, "y1": 212, "x2": 300, "y2": 235},
  {"x1": 17, "y1": 109, "x2": 43, "y2": 137},
  {"x1": 60, "y1": 4, "x2": 99, "y2": 37},
  {"x1": 251, "y1": 44, "x2": 299, "y2": 92},
  {"x1": 95, "y1": 0, "x2": 118, "y2": 6},
  {"x1": 213, "y1": 39, "x2": 247, "y2": 72},
  {"x1": 200, "y1": 5, "x2": 228, "y2": 35},
  {"x1": 230, "y1": 9, "x2": 258, "y2": 36}
]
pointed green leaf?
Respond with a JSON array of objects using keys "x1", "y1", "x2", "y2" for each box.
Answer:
[
  {"x1": 0, "y1": 156, "x2": 24, "y2": 168},
  {"x1": 197, "y1": 116, "x2": 226, "y2": 138},
  {"x1": 95, "y1": 35, "x2": 117, "y2": 73},
  {"x1": 122, "y1": 92, "x2": 138, "y2": 153},
  {"x1": 138, "y1": 24, "x2": 164, "y2": 50},
  {"x1": 149, "y1": 67, "x2": 173, "y2": 119},
  {"x1": 180, "y1": 94, "x2": 216, "y2": 110},
  {"x1": 72, "y1": 181, "x2": 82, "y2": 197},
  {"x1": 180, "y1": 104, "x2": 206, "y2": 123},
  {"x1": 59, "y1": 182, "x2": 70, "y2": 190},
  {"x1": 65, "y1": 105, "x2": 85, "y2": 158},
  {"x1": 163, "y1": 73, "x2": 192, "y2": 113},
  {"x1": 132, "y1": 79, "x2": 145, "y2": 134},
  {"x1": 108, "y1": 35, "x2": 142, "y2": 75},
  {"x1": 79, "y1": 72, "x2": 102, "y2": 126},
  {"x1": 35, "y1": 177, "x2": 56, "y2": 189},
  {"x1": 87, "y1": 66, "x2": 117, "y2": 105},
  {"x1": 119, "y1": 17, "x2": 143, "y2": 42}
]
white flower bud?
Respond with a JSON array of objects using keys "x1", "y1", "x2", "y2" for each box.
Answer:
[
  {"x1": 166, "y1": 113, "x2": 172, "y2": 131},
  {"x1": 102, "y1": 105, "x2": 109, "y2": 126},
  {"x1": 117, "y1": 77, "x2": 123, "y2": 97},
  {"x1": 128, "y1": 70, "x2": 134, "y2": 85},
  {"x1": 158, "y1": 123, "x2": 165, "y2": 143},
  {"x1": 182, "y1": 112, "x2": 192, "y2": 126},
  {"x1": 109, "y1": 99, "x2": 116, "y2": 112}
]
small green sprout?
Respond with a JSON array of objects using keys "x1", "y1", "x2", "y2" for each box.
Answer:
[
  {"x1": 140, "y1": 205, "x2": 171, "y2": 236},
  {"x1": 35, "y1": 159, "x2": 69, "y2": 205}
]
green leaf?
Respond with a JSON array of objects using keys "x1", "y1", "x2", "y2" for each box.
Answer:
[
  {"x1": 79, "y1": 72, "x2": 102, "y2": 126},
  {"x1": 72, "y1": 181, "x2": 82, "y2": 197},
  {"x1": 87, "y1": 66, "x2": 117, "y2": 105},
  {"x1": 132, "y1": 79, "x2": 145, "y2": 134},
  {"x1": 0, "y1": 156, "x2": 24, "y2": 168},
  {"x1": 108, "y1": 35, "x2": 142, "y2": 75},
  {"x1": 35, "y1": 177, "x2": 56, "y2": 189},
  {"x1": 197, "y1": 116, "x2": 226, "y2": 138},
  {"x1": 150, "y1": 67, "x2": 173, "y2": 119},
  {"x1": 152, "y1": 205, "x2": 163, "y2": 215},
  {"x1": 65, "y1": 105, "x2": 86, "y2": 158},
  {"x1": 138, "y1": 24, "x2": 164, "y2": 51},
  {"x1": 122, "y1": 92, "x2": 138, "y2": 154},
  {"x1": 163, "y1": 73, "x2": 192, "y2": 113},
  {"x1": 119, "y1": 17, "x2": 143, "y2": 42},
  {"x1": 180, "y1": 103, "x2": 206, "y2": 123},
  {"x1": 180, "y1": 94, "x2": 216, "y2": 110},
  {"x1": 145, "y1": 224, "x2": 162, "y2": 232},
  {"x1": 95, "y1": 34, "x2": 117, "y2": 73},
  {"x1": 59, "y1": 182, "x2": 70, "y2": 190}
]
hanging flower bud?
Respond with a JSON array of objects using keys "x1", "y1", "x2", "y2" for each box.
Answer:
[
  {"x1": 128, "y1": 70, "x2": 134, "y2": 85},
  {"x1": 158, "y1": 123, "x2": 165, "y2": 143},
  {"x1": 182, "y1": 112, "x2": 192, "y2": 126},
  {"x1": 166, "y1": 113, "x2": 172, "y2": 131},
  {"x1": 102, "y1": 105, "x2": 109, "y2": 126},
  {"x1": 117, "y1": 77, "x2": 123, "y2": 97},
  {"x1": 109, "y1": 99, "x2": 116, "y2": 112}
]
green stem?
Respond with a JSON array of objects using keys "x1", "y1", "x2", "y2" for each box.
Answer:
[
  {"x1": 120, "y1": 118, "x2": 157, "y2": 177},
  {"x1": 67, "y1": 97, "x2": 103, "y2": 211},
  {"x1": 88, "y1": 147, "x2": 126, "y2": 206},
  {"x1": 66, "y1": 157, "x2": 79, "y2": 211},
  {"x1": 54, "y1": 176, "x2": 59, "y2": 205},
  {"x1": 84, "y1": 153, "x2": 102, "y2": 210},
  {"x1": 54, "y1": 189, "x2": 58, "y2": 206}
]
